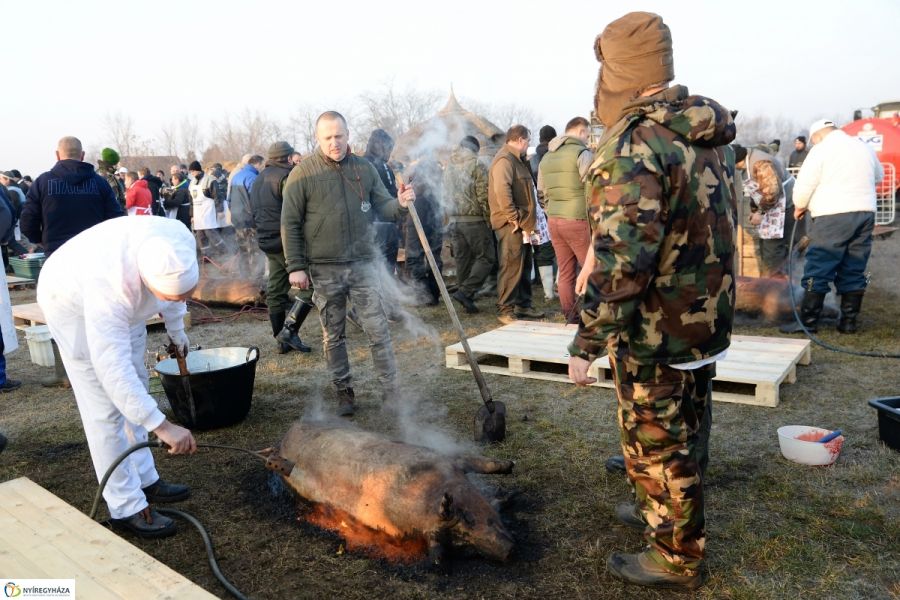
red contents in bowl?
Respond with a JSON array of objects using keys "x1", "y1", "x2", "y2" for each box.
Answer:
[{"x1": 795, "y1": 431, "x2": 826, "y2": 442}]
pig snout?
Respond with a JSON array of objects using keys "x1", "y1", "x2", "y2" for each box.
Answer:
[{"x1": 455, "y1": 514, "x2": 514, "y2": 562}]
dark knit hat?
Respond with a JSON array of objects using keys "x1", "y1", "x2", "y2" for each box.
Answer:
[
  {"x1": 732, "y1": 144, "x2": 747, "y2": 164},
  {"x1": 795, "y1": 136, "x2": 806, "y2": 144},
  {"x1": 267, "y1": 141, "x2": 294, "y2": 160},
  {"x1": 188, "y1": 160, "x2": 202, "y2": 172},
  {"x1": 539, "y1": 125, "x2": 557, "y2": 143},
  {"x1": 9, "y1": 169, "x2": 21, "y2": 178},
  {"x1": 594, "y1": 12, "x2": 674, "y2": 127},
  {"x1": 100, "y1": 148, "x2": 120, "y2": 165},
  {"x1": 460, "y1": 135, "x2": 480, "y2": 153}
]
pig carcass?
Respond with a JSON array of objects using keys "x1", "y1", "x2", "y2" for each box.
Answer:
[
  {"x1": 735, "y1": 276, "x2": 838, "y2": 322},
  {"x1": 274, "y1": 421, "x2": 515, "y2": 563}
]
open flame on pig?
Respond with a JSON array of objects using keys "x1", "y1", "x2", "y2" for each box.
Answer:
[{"x1": 276, "y1": 421, "x2": 515, "y2": 565}]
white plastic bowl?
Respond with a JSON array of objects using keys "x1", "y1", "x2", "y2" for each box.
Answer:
[{"x1": 777, "y1": 425, "x2": 844, "y2": 466}]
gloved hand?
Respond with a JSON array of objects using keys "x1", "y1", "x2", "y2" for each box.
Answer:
[{"x1": 167, "y1": 329, "x2": 190, "y2": 357}]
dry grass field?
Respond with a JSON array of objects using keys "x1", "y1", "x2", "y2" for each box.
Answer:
[{"x1": 1, "y1": 234, "x2": 899, "y2": 599}]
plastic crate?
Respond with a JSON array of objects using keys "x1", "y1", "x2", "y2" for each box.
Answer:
[
  {"x1": 868, "y1": 397, "x2": 900, "y2": 451},
  {"x1": 9, "y1": 256, "x2": 45, "y2": 280}
]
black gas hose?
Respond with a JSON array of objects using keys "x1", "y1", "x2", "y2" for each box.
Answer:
[
  {"x1": 90, "y1": 440, "x2": 271, "y2": 600},
  {"x1": 786, "y1": 216, "x2": 900, "y2": 358}
]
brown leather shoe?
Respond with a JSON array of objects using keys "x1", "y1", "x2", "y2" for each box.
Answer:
[
  {"x1": 111, "y1": 507, "x2": 176, "y2": 539},
  {"x1": 607, "y1": 551, "x2": 706, "y2": 590},
  {"x1": 497, "y1": 312, "x2": 517, "y2": 325}
]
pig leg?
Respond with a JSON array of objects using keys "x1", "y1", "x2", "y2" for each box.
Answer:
[{"x1": 454, "y1": 456, "x2": 514, "y2": 474}]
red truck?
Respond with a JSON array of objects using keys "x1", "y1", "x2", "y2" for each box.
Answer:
[{"x1": 843, "y1": 101, "x2": 899, "y2": 225}]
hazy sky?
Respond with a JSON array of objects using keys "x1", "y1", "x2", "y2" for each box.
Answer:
[{"x1": 3, "y1": 0, "x2": 899, "y2": 176}]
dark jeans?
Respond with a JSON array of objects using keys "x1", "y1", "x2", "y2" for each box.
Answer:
[
  {"x1": 801, "y1": 211, "x2": 874, "y2": 294},
  {"x1": 265, "y1": 252, "x2": 312, "y2": 315},
  {"x1": 450, "y1": 221, "x2": 496, "y2": 297},
  {"x1": 758, "y1": 207, "x2": 796, "y2": 276},
  {"x1": 495, "y1": 224, "x2": 533, "y2": 313}
]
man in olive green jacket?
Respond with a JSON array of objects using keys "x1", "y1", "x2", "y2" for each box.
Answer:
[
  {"x1": 488, "y1": 125, "x2": 543, "y2": 324},
  {"x1": 281, "y1": 111, "x2": 415, "y2": 416}
]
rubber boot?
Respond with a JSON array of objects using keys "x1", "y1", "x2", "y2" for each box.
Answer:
[
  {"x1": 276, "y1": 298, "x2": 312, "y2": 353},
  {"x1": 539, "y1": 265, "x2": 555, "y2": 300},
  {"x1": 269, "y1": 311, "x2": 291, "y2": 354},
  {"x1": 779, "y1": 291, "x2": 826, "y2": 334},
  {"x1": 837, "y1": 290, "x2": 864, "y2": 334},
  {"x1": 41, "y1": 340, "x2": 70, "y2": 388}
]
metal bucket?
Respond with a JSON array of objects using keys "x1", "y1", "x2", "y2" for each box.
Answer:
[{"x1": 156, "y1": 347, "x2": 259, "y2": 430}]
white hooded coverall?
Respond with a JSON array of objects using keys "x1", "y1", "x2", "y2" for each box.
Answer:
[{"x1": 37, "y1": 217, "x2": 193, "y2": 519}]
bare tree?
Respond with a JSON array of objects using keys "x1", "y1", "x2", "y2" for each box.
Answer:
[
  {"x1": 465, "y1": 99, "x2": 542, "y2": 137},
  {"x1": 357, "y1": 80, "x2": 441, "y2": 142},
  {"x1": 735, "y1": 114, "x2": 806, "y2": 163},
  {"x1": 103, "y1": 111, "x2": 138, "y2": 156},
  {"x1": 159, "y1": 123, "x2": 180, "y2": 157},
  {"x1": 179, "y1": 116, "x2": 203, "y2": 163},
  {"x1": 287, "y1": 104, "x2": 322, "y2": 154},
  {"x1": 207, "y1": 109, "x2": 283, "y2": 161}
]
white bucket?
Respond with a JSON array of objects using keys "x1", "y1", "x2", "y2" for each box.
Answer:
[{"x1": 24, "y1": 325, "x2": 54, "y2": 367}]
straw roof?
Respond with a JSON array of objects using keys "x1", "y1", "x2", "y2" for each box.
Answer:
[{"x1": 391, "y1": 91, "x2": 504, "y2": 167}]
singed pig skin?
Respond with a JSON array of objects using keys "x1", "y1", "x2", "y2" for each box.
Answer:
[{"x1": 278, "y1": 421, "x2": 515, "y2": 562}]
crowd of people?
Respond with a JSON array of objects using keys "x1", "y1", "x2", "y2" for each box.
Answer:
[{"x1": 0, "y1": 9, "x2": 886, "y2": 592}]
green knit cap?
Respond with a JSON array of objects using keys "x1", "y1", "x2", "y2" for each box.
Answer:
[{"x1": 100, "y1": 147, "x2": 120, "y2": 165}]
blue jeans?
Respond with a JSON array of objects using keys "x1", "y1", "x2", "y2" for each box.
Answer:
[{"x1": 802, "y1": 212, "x2": 874, "y2": 295}]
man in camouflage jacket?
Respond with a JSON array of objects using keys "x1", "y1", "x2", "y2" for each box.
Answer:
[
  {"x1": 568, "y1": 12, "x2": 736, "y2": 590},
  {"x1": 97, "y1": 147, "x2": 126, "y2": 209},
  {"x1": 443, "y1": 136, "x2": 494, "y2": 312}
]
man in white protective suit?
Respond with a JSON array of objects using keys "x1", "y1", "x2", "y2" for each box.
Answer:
[{"x1": 37, "y1": 216, "x2": 199, "y2": 538}]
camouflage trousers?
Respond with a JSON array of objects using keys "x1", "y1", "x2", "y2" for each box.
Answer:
[
  {"x1": 309, "y1": 262, "x2": 397, "y2": 392},
  {"x1": 610, "y1": 354, "x2": 713, "y2": 576}
]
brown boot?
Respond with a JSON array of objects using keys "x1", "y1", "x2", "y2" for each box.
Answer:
[{"x1": 41, "y1": 340, "x2": 70, "y2": 388}]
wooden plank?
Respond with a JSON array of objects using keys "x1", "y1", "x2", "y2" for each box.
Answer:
[
  {"x1": 0, "y1": 478, "x2": 216, "y2": 600},
  {"x1": 12, "y1": 303, "x2": 191, "y2": 331},
  {"x1": 6, "y1": 275, "x2": 35, "y2": 288}
]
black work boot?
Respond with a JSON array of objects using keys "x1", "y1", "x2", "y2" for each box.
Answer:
[
  {"x1": 452, "y1": 289, "x2": 479, "y2": 314},
  {"x1": 336, "y1": 387, "x2": 356, "y2": 417},
  {"x1": 142, "y1": 478, "x2": 191, "y2": 503},
  {"x1": 269, "y1": 311, "x2": 291, "y2": 354},
  {"x1": 837, "y1": 290, "x2": 864, "y2": 334},
  {"x1": 605, "y1": 455, "x2": 627, "y2": 474},
  {"x1": 276, "y1": 299, "x2": 313, "y2": 353},
  {"x1": 779, "y1": 290, "x2": 826, "y2": 334},
  {"x1": 615, "y1": 502, "x2": 646, "y2": 531},
  {"x1": 111, "y1": 507, "x2": 177, "y2": 539},
  {"x1": 607, "y1": 551, "x2": 707, "y2": 590},
  {"x1": 41, "y1": 340, "x2": 70, "y2": 388}
]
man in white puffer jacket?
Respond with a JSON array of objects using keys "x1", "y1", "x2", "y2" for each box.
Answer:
[
  {"x1": 37, "y1": 216, "x2": 198, "y2": 538},
  {"x1": 783, "y1": 119, "x2": 884, "y2": 334}
]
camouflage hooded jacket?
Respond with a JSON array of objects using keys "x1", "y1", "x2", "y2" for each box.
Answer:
[
  {"x1": 568, "y1": 85, "x2": 737, "y2": 365},
  {"x1": 442, "y1": 146, "x2": 489, "y2": 222}
]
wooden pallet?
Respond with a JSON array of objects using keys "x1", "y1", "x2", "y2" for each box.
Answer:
[
  {"x1": 11, "y1": 302, "x2": 191, "y2": 331},
  {"x1": 445, "y1": 322, "x2": 811, "y2": 407},
  {"x1": 0, "y1": 477, "x2": 217, "y2": 599},
  {"x1": 6, "y1": 275, "x2": 35, "y2": 288}
]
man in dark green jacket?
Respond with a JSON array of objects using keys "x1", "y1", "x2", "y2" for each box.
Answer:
[
  {"x1": 568, "y1": 12, "x2": 736, "y2": 591},
  {"x1": 281, "y1": 111, "x2": 415, "y2": 416}
]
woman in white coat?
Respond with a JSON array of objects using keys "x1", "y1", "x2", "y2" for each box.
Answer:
[{"x1": 37, "y1": 217, "x2": 199, "y2": 538}]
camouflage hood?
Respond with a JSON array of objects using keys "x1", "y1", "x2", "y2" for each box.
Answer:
[{"x1": 620, "y1": 85, "x2": 735, "y2": 149}]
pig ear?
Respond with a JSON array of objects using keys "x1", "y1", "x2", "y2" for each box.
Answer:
[{"x1": 439, "y1": 493, "x2": 454, "y2": 521}]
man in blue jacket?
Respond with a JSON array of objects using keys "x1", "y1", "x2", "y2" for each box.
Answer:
[{"x1": 20, "y1": 136, "x2": 124, "y2": 256}]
